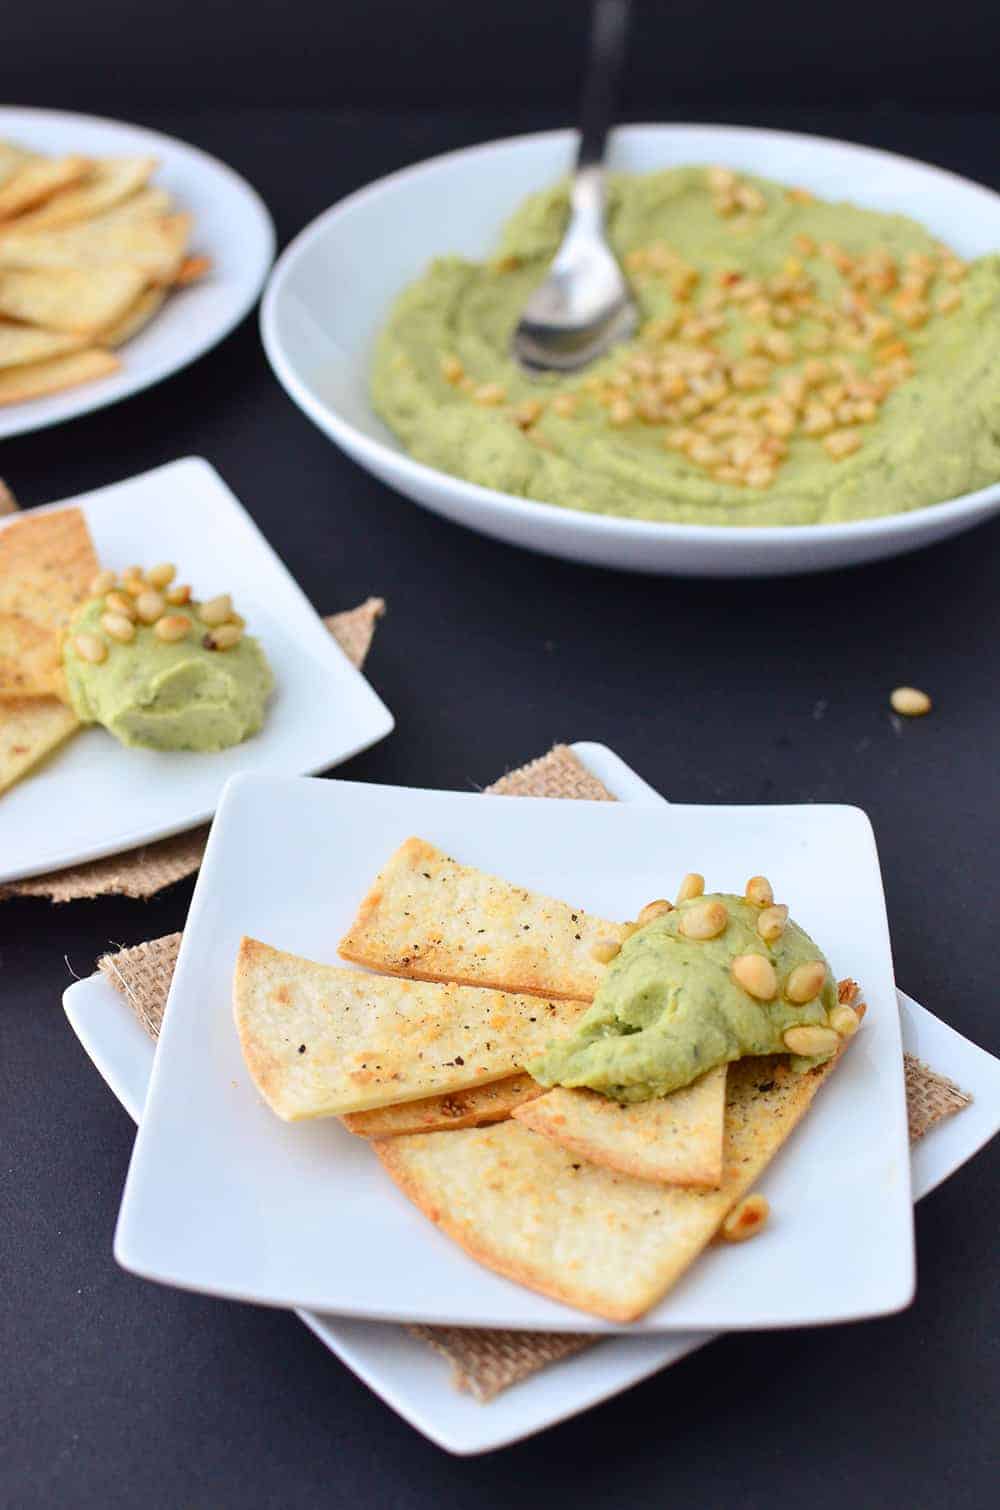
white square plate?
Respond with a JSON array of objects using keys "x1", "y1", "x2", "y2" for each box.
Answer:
[
  {"x1": 0, "y1": 457, "x2": 394, "y2": 885},
  {"x1": 113, "y1": 763, "x2": 914, "y2": 1331},
  {"x1": 66, "y1": 744, "x2": 1000, "y2": 1454}
]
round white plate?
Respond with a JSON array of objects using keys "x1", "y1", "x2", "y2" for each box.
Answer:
[
  {"x1": 0, "y1": 106, "x2": 275, "y2": 440},
  {"x1": 261, "y1": 123, "x2": 1000, "y2": 576}
]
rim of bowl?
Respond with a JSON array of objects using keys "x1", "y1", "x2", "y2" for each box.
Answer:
[{"x1": 261, "y1": 122, "x2": 1000, "y2": 549}]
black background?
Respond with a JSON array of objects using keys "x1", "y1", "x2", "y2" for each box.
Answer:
[{"x1": 2, "y1": 3, "x2": 998, "y2": 1506}]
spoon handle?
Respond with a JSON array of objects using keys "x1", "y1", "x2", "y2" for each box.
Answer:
[{"x1": 576, "y1": 0, "x2": 631, "y2": 174}]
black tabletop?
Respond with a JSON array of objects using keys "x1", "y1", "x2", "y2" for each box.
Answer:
[{"x1": 2, "y1": 105, "x2": 998, "y2": 1510}]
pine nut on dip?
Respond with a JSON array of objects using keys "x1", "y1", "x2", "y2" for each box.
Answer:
[
  {"x1": 372, "y1": 165, "x2": 1000, "y2": 526},
  {"x1": 62, "y1": 565, "x2": 272, "y2": 751}
]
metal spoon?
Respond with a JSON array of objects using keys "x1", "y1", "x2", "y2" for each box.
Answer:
[{"x1": 512, "y1": 0, "x2": 636, "y2": 373}]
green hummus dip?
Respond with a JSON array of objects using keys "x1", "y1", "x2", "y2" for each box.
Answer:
[
  {"x1": 529, "y1": 894, "x2": 838, "y2": 1102},
  {"x1": 64, "y1": 596, "x2": 273, "y2": 752},
  {"x1": 372, "y1": 165, "x2": 1000, "y2": 526}
]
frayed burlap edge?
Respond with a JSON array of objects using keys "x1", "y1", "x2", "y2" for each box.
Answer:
[
  {"x1": 1, "y1": 600, "x2": 385, "y2": 903},
  {"x1": 96, "y1": 743, "x2": 972, "y2": 1403}
]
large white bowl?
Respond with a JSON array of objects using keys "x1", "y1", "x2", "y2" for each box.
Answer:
[{"x1": 261, "y1": 124, "x2": 1000, "y2": 576}]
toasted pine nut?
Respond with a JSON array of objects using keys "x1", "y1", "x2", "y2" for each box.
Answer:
[
  {"x1": 122, "y1": 565, "x2": 143, "y2": 582},
  {"x1": 100, "y1": 612, "x2": 136, "y2": 643},
  {"x1": 591, "y1": 937, "x2": 621, "y2": 964},
  {"x1": 199, "y1": 593, "x2": 233, "y2": 627},
  {"x1": 440, "y1": 355, "x2": 464, "y2": 384},
  {"x1": 783, "y1": 1024, "x2": 840, "y2": 1056},
  {"x1": 745, "y1": 875, "x2": 774, "y2": 907},
  {"x1": 154, "y1": 614, "x2": 192, "y2": 643},
  {"x1": 890, "y1": 686, "x2": 931, "y2": 717},
  {"x1": 830, "y1": 1005, "x2": 861, "y2": 1038},
  {"x1": 202, "y1": 623, "x2": 243, "y2": 651},
  {"x1": 121, "y1": 575, "x2": 145, "y2": 596},
  {"x1": 73, "y1": 633, "x2": 107, "y2": 664},
  {"x1": 785, "y1": 960, "x2": 828, "y2": 1003},
  {"x1": 731, "y1": 954, "x2": 778, "y2": 1000},
  {"x1": 636, "y1": 899, "x2": 673, "y2": 927},
  {"x1": 228, "y1": 612, "x2": 246, "y2": 630},
  {"x1": 472, "y1": 382, "x2": 506, "y2": 406},
  {"x1": 147, "y1": 562, "x2": 176, "y2": 589},
  {"x1": 552, "y1": 393, "x2": 578, "y2": 418},
  {"x1": 166, "y1": 583, "x2": 192, "y2": 605},
  {"x1": 679, "y1": 898, "x2": 728, "y2": 940},
  {"x1": 89, "y1": 569, "x2": 116, "y2": 596},
  {"x1": 757, "y1": 904, "x2": 789, "y2": 943},
  {"x1": 513, "y1": 399, "x2": 544, "y2": 429},
  {"x1": 721, "y1": 1193, "x2": 770, "y2": 1242},
  {"x1": 105, "y1": 590, "x2": 137, "y2": 620},
  {"x1": 676, "y1": 872, "x2": 704, "y2": 904},
  {"x1": 135, "y1": 589, "x2": 165, "y2": 625}
]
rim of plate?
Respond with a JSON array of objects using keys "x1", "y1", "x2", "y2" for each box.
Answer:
[
  {"x1": 0, "y1": 105, "x2": 276, "y2": 439},
  {"x1": 261, "y1": 121, "x2": 1000, "y2": 548}
]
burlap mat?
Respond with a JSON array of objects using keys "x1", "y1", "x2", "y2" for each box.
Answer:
[
  {"x1": 95, "y1": 742, "x2": 973, "y2": 1402},
  {"x1": 1, "y1": 599, "x2": 385, "y2": 903}
]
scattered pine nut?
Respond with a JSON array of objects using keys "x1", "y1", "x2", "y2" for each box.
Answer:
[
  {"x1": 785, "y1": 960, "x2": 828, "y2": 1004},
  {"x1": 154, "y1": 614, "x2": 192, "y2": 643},
  {"x1": 100, "y1": 612, "x2": 136, "y2": 643},
  {"x1": 783, "y1": 1024, "x2": 840, "y2": 1056},
  {"x1": 890, "y1": 686, "x2": 931, "y2": 717},
  {"x1": 73, "y1": 633, "x2": 107, "y2": 664},
  {"x1": 731, "y1": 953, "x2": 778, "y2": 1000}
]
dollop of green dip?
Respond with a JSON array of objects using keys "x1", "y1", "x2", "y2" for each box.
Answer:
[
  {"x1": 529, "y1": 894, "x2": 838, "y2": 1102},
  {"x1": 372, "y1": 165, "x2": 1000, "y2": 526},
  {"x1": 63, "y1": 597, "x2": 273, "y2": 752}
]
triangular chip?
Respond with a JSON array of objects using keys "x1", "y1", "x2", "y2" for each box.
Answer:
[
  {"x1": 0, "y1": 323, "x2": 86, "y2": 368},
  {"x1": 0, "y1": 264, "x2": 149, "y2": 334},
  {"x1": 339, "y1": 837, "x2": 624, "y2": 999},
  {"x1": 100, "y1": 285, "x2": 166, "y2": 347},
  {"x1": 94, "y1": 187, "x2": 172, "y2": 225},
  {"x1": 0, "y1": 613, "x2": 64, "y2": 699},
  {"x1": 512, "y1": 1066, "x2": 727, "y2": 1187},
  {"x1": 377, "y1": 1017, "x2": 862, "y2": 1322},
  {"x1": 342, "y1": 1073, "x2": 542, "y2": 1139},
  {"x1": 0, "y1": 213, "x2": 191, "y2": 283},
  {"x1": 0, "y1": 155, "x2": 91, "y2": 221},
  {"x1": 0, "y1": 347, "x2": 119, "y2": 406},
  {"x1": 0, "y1": 506, "x2": 99, "y2": 630},
  {"x1": 0, "y1": 157, "x2": 157, "y2": 234},
  {"x1": 0, "y1": 696, "x2": 79, "y2": 795},
  {"x1": 0, "y1": 144, "x2": 33, "y2": 192},
  {"x1": 0, "y1": 506, "x2": 99, "y2": 693},
  {"x1": 233, "y1": 937, "x2": 587, "y2": 1120}
]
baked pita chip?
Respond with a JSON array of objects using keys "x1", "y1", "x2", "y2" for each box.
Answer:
[
  {"x1": 512, "y1": 1066, "x2": 727, "y2": 1187},
  {"x1": 0, "y1": 144, "x2": 33, "y2": 192},
  {"x1": 339, "y1": 837, "x2": 624, "y2": 1000},
  {"x1": 100, "y1": 285, "x2": 166, "y2": 347},
  {"x1": 0, "y1": 506, "x2": 99, "y2": 630},
  {"x1": 93, "y1": 187, "x2": 172, "y2": 225},
  {"x1": 0, "y1": 696, "x2": 79, "y2": 795},
  {"x1": 0, "y1": 264, "x2": 148, "y2": 334},
  {"x1": 0, "y1": 213, "x2": 191, "y2": 283},
  {"x1": 0, "y1": 157, "x2": 157, "y2": 235},
  {"x1": 0, "y1": 506, "x2": 99, "y2": 695},
  {"x1": 233, "y1": 937, "x2": 587, "y2": 1120},
  {"x1": 0, "y1": 323, "x2": 86, "y2": 368},
  {"x1": 377, "y1": 1010, "x2": 863, "y2": 1322},
  {"x1": 343, "y1": 1073, "x2": 542, "y2": 1138},
  {"x1": 0, "y1": 348, "x2": 119, "y2": 406},
  {"x1": 0, "y1": 155, "x2": 91, "y2": 221},
  {"x1": 173, "y1": 254, "x2": 211, "y2": 286},
  {"x1": 0, "y1": 613, "x2": 64, "y2": 699}
]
